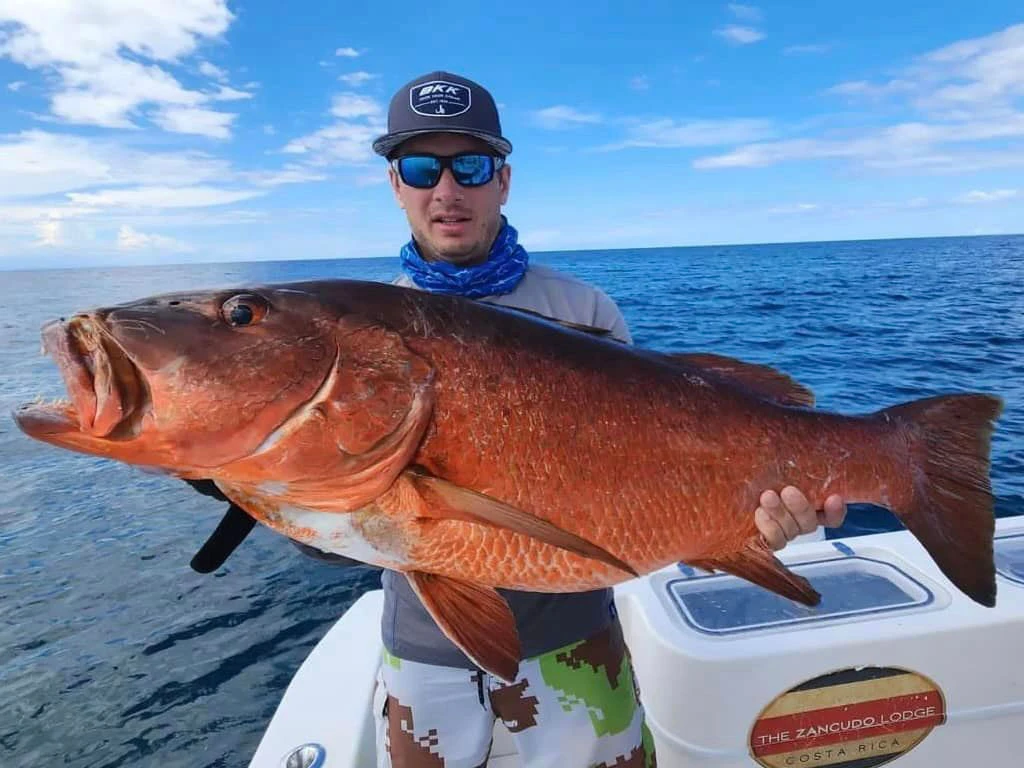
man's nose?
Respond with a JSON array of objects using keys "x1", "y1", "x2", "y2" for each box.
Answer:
[{"x1": 431, "y1": 168, "x2": 464, "y2": 201}]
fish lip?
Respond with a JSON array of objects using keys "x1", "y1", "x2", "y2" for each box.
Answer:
[{"x1": 34, "y1": 316, "x2": 150, "y2": 439}]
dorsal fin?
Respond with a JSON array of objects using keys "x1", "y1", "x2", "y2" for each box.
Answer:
[
  {"x1": 500, "y1": 303, "x2": 810, "y2": 404},
  {"x1": 501, "y1": 305, "x2": 616, "y2": 338},
  {"x1": 665, "y1": 352, "x2": 815, "y2": 407}
]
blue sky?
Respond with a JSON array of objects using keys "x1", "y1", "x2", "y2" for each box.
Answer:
[{"x1": 1, "y1": 2, "x2": 1022, "y2": 269}]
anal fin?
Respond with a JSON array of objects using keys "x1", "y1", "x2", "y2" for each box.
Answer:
[
  {"x1": 405, "y1": 571, "x2": 522, "y2": 683},
  {"x1": 688, "y1": 536, "x2": 821, "y2": 606}
]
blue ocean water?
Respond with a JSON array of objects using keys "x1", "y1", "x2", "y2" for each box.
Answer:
[{"x1": 1, "y1": 234, "x2": 1022, "y2": 766}]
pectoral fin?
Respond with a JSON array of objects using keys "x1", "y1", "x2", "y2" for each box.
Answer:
[
  {"x1": 405, "y1": 571, "x2": 521, "y2": 682},
  {"x1": 688, "y1": 536, "x2": 821, "y2": 606},
  {"x1": 406, "y1": 471, "x2": 638, "y2": 578}
]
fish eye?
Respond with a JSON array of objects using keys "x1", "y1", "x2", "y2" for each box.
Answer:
[{"x1": 221, "y1": 293, "x2": 269, "y2": 327}]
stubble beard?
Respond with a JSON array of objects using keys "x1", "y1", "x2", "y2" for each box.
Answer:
[{"x1": 414, "y1": 215, "x2": 502, "y2": 266}]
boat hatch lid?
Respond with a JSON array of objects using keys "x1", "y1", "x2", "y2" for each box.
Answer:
[
  {"x1": 666, "y1": 554, "x2": 933, "y2": 635},
  {"x1": 995, "y1": 532, "x2": 1024, "y2": 586}
]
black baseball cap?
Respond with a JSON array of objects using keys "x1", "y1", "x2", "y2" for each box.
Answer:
[{"x1": 372, "y1": 70, "x2": 513, "y2": 158}]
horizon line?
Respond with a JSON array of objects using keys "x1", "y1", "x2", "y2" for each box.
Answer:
[{"x1": 2, "y1": 230, "x2": 1022, "y2": 274}]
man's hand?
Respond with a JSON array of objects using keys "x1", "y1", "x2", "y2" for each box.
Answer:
[{"x1": 755, "y1": 487, "x2": 847, "y2": 551}]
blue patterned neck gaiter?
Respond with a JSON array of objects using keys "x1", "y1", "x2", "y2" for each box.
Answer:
[{"x1": 399, "y1": 216, "x2": 529, "y2": 298}]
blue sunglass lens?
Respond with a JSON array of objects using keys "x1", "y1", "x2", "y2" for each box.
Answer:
[
  {"x1": 451, "y1": 155, "x2": 494, "y2": 185},
  {"x1": 397, "y1": 154, "x2": 497, "y2": 188},
  {"x1": 398, "y1": 156, "x2": 442, "y2": 188}
]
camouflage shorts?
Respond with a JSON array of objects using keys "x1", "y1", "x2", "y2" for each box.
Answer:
[{"x1": 373, "y1": 619, "x2": 656, "y2": 768}]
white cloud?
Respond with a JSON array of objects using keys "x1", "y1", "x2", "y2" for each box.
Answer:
[
  {"x1": 330, "y1": 92, "x2": 381, "y2": 119},
  {"x1": 602, "y1": 118, "x2": 775, "y2": 150},
  {"x1": 824, "y1": 23, "x2": 1024, "y2": 116},
  {"x1": 152, "y1": 105, "x2": 236, "y2": 139},
  {"x1": 756, "y1": 192, "x2": 1018, "y2": 218},
  {"x1": 694, "y1": 123, "x2": 1024, "y2": 172},
  {"x1": 0, "y1": 1, "x2": 240, "y2": 136},
  {"x1": 784, "y1": 44, "x2": 831, "y2": 55},
  {"x1": 827, "y1": 79, "x2": 915, "y2": 98},
  {"x1": 532, "y1": 106, "x2": 602, "y2": 130},
  {"x1": 0, "y1": 131, "x2": 115, "y2": 198},
  {"x1": 283, "y1": 122, "x2": 382, "y2": 164},
  {"x1": 339, "y1": 71, "x2": 377, "y2": 87},
  {"x1": 354, "y1": 172, "x2": 388, "y2": 187},
  {"x1": 7, "y1": 80, "x2": 26, "y2": 91},
  {"x1": 917, "y1": 24, "x2": 1024, "y2": 114},
  {"x1": 117, "y1": 225, "x2": 192, "y2": 251},
  {"x1": 0, "y1": 130, "x2": 335, "y2": 248},
  {"x1": 629, "y1": 75, "x2": 650, "y2": 91},
  {"x1": 766, "y1": 203, "x2": 820, "y2": 214},
  {"x1": 0, "y1": 203, "x2": 96, "y2": 224},
  {"x1": 728, "y1": 4, "x2": 762, "y2": 22},
  {"x1": 47, "y1": 56, "x2": 204, "y2": 128},
  {"x1": 698, "y1": 137, "x2": 856, "y2": 168},
  {"x1": 280, "y1": 92, "x2": 386, "y2": 165},
  {"x1": 715, "y1": 25, "x2": 765, "y2": 45},
  {"x1": 199, "y1": 61, "x2": 227, "y2": 80},
  {"x1": 34, "y1": 220, "x2": 62, "y2": 246},
  {"x1": 242, "y1": 166, "x2": 329, "y2": 187},
  {"x1": 0, "y1": 2, "x2": 232, "y2": 68},
  {"x1": 210, "y1": 85, "x2": 254, "y2": 101},
  {"x1": 697, "y1": 24, "x2": 1024, "y2": 174},
  {"x1": 0, "y1": 113, "x2": 354, "y2": 265},
  {"x1": 263, "y1": 124, "x2": 277, "y2": 136},
  {"x1": 957, "y1": 189, "x2": 1019, "y2": 203},
  {"x1": 68, "y1": 185, "x2": 263, "y2": 209},
  {"x1": 335, "y1": 47, "x2": 360, "y2": 57}
]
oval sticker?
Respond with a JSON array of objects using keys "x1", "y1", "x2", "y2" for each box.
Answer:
[{"x1": 749, "y1": 666, "x2": 946, "y2": 767}]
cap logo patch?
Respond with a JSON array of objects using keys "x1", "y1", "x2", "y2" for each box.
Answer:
[{"x1": 410, "y1": 80, "x2": 471, "y2": 117}]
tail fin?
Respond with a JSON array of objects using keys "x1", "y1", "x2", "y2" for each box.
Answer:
[{"x1": 882, "y1": 393, "x2": 1004, "y2": 606}]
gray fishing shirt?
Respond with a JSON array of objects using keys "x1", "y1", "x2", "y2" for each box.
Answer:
[{"x1": 382, "y1": 264, "x2": 633, "y2": 668}]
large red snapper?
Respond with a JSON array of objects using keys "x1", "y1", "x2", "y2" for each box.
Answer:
[{"x1": 13, "y1": 279, "x2": 1003, "y2": 681}]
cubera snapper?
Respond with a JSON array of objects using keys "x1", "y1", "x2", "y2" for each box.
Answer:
[{"x1": 13, "y1": 279, "x2": 1003, "y2": 681}]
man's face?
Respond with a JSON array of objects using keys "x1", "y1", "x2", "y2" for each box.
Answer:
[{"x1": 388, "y1": 133, "x2": 511, "y2": 266}]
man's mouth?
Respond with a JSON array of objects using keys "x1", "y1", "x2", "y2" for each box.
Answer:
[{"x1": 432, "y1": 214, "x2": 472, "y2": 226}]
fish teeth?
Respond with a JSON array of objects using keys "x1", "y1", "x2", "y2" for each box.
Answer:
[{"x1": 31, "y1": 393, "x2": 70, "y2": 408}]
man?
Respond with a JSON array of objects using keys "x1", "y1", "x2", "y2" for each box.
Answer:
[{"x1": 354, "y1": 70, "x2": 848, "y2": 768}]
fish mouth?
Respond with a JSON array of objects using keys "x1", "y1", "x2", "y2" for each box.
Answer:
[{"x1": 16, "y1": 315, "x2": 150, "y2": 440}]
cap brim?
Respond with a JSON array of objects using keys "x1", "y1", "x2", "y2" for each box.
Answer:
[{"x1": 372, "y1": 128, "x2": 512, "y2": 158}]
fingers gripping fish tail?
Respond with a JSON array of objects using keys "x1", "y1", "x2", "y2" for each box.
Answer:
[{"x1": 882, "y1": 393, "x2": 1004, "y2": 607}]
